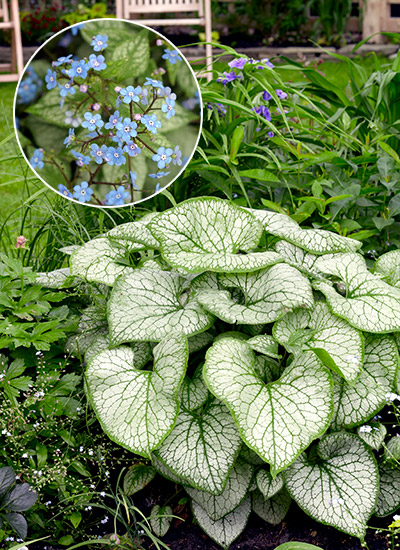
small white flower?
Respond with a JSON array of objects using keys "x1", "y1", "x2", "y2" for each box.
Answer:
[
  {"x1": 359, "y1": 425, "x2": 372, "y2": 433},
  {"x1": 0, "y1": 374, "x2": 5, "y2": 381},
  {"x1": 79, "y1": 446, "x2": 84, "y2": 452},
  {"x1": 105, "y1": 471, "x2": 110, "y2": 477},
  {"x1": 386, "y1": 392, "x2": 400, "y2": 403},
  {"x1": 22, "y1": 453, "x2": 28, "y2": 458},
  {"x1": 85, "y1": 505, "x2": 92, "y2": 511},
  {"x1": 45, "y1": 500, "x2": 52, "y2": 506},
  {"x1": 88, "y1": 449, "x2": 93, "y2": 456},
  {"x1": 100, "y1": 491, "x2": 106, "y2": 497},
  {"x1": 394, "y1": 514, "x2": 400, "y2": 521},
  {"x1": 90, "y1": 484, "x2": 95, "y2": 489}
]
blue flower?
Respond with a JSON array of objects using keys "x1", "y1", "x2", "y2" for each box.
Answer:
[
  {"x1": 162, "y1": 49, "x2": 182, "y2": 64},
  {"x1": 105, "y1": 186, "x2": 130, "y2": 206},
  {"x1": 58, "y1": 81, "x2": 75, "y2": 97},
  {"x1": 228, "y1": 57, "x2": 247, "y2": 69},
  {"x1": 129, "y1": 171, "x2": 139, "y2": 190},
  {"x1": 148, "y1": 171, "x2": 170, "y2": 178},
  {"x1": 58, "y1": 184, "x2": 73, "y2": 198},
  {"x1": 276, "y1": 89, "x2": 288, "y2": 100},
  {"x1": 30, "y1": 149, "x2": 44, "y2": 169},
  {"x1": 267, "y1": 131, "x2": 275, "y2": 138},
  {"x1": 172, "y1": 145, "x2": 182, "y2": 166},
  {"x1": 106, "y1": 147, "x2": 126, "y2": 166},
  {"x1": 89, "y1": 54, "x2": 106, "y2": 71},
  {"x1": 82, "y1": 112, "x2": 104, "y2": 132},
  {"x1": 141, "y1": 114, "x2": 161, "y2": 134},
  {"x1": 64, "y1": 128, "x2": 75, "y2": 147},
  {"x1": 115, "y1": 118, "x2": 137, "y2": 142},
  {"x1": 90, "y1": 144, "x2": 110, "y2": 164},
  {"x1": 144, "y1": 77, "x2": 163, "y2": 88},
  {"x1": 124, "y1": 142, "x2": 141, "y2": 157},
  {"x1": 52, "y1": 55, "x2": 73, "y2": 67},
  {"x1": 120, "y1": 86, "x2": 142, "y2": 104},
  {"x1": 71, "y1": 150, "x2": 91, "y2": 166},
  {"x1": 152, "y1": 146, "x2": 173, "y2": 169},
  {"x1": 69, "y1": 59, "x2": 89, "y2": 79},
  {"x1": 91, "y1": 34, "x2": 108, "y2": 52},
  {"x1": 155, "y1": 183, "x2": 162, "y2": 192},
  {"x1": 105, "y1": 110, "x2": 122, "y2": 130},
  {"x1": 111, "y1": 134, "x2": 124, "y2": 146},
  {"x1": 216, "y1": 71, "x2": 240, "y2": 85},
  {"x1": 161, "y1": 97, "x2": 176, "y2": 119},
  {"x1": 263, "y1": 91, "x2": 272, "y2": 101},
  {"x1": 257, "y1": 58, "x2": 274, "y2": 70},
  {"x1": 252, "y1": 105, "x2": 271, "y2": 121},
  {"x1": 45, "y1": 69, "x2": 57, "y2": 90},
  {"x1": 73, "y1": 181, "x2": 93, "y2": 203},
  {"x1": 71, "y1": 23, "x2": 85, "y2": 36}
]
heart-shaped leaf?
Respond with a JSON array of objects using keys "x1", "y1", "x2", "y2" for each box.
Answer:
[
  {"x1": 70, "y1": 237, "x2": 137, "y2": 286},
  {"x1": 196, "y1": 264, "x2": 314, "y2": 325},
  {"x1": 3, "y1": 483, "x2": 38, "y2": 511},
  {"x1": 248, "y1": 209, "x2": 361, "y2": 254},
  {"x1": 331, "y1": 335, "x2": 398, "y2": 429},
  {"x1": 385, "y1": 435, "x2": 400, "y2": 461},
  {"x1": 151, "y1": 454, "x2": 185, "y2": 484},
  {"x1": 123, "y1": 464, "x2": 156, "y2": 495},
  {"x1": 256, "y1": 470, "x2": 284, "y2": 499},
  {"x1": 204, "y1": 339, "x2": 333, "y2": 475},
  {"x1": 284, "y1": 432, "x2": 379, "y2": 539},
  {"x1": 252, "y1": 488, "x2": 291, "y2": 525},
  {"x1": 273, "y1": 302, "x2": 363, "y2": 383},
  {"x1": 314, "y1": 254, "x2": 400, "y2": 333},
  {"x1": 192, "y1": 496, "x2": 251, "y2": 550},
  {"x1": 374, "y1": 250, "x2": 400, "y2": 287},
  {"x1": 186, "y1": 459, "x2": 253, "y2": 521},
  {"x1": 357, "y1": 423, "x2": 387, "y2": 451},
  {"x1": 247, "y1": 334, "x2": 280, "y2": 359},
  {"x1": 85, "y1": 333, "x2": 188, "y2": 457},
  {"x1": 148, "y1": 197, "x2": 282, "y2": 273},
  {"x1": 375, "y1": 462, "x2": 400, "y2": 517},
  {"x1": 36, "y1": 268, "x2": 76, "y2": 289},
  {"x1": 108, "y1": 269, "x2": 214, "y2": 345},
  {"x1": 149, "y1": 505, "x2": 173, "y2": 537},
  {"x1": 178, "y1": 365, "x2": 209, "y2": 412},
  {"x1": 274, "y1": 241, "x2": 333, "y2": 277},
  {"x1": 107, "y1": 219, "x2": 159, "y2": 249},
  {"x1": 154, "y1": 400, "x2": 242, "y2": 494}
]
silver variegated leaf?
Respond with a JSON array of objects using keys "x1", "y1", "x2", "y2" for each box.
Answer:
[
  {"x1": 314, "y1": 253, "x2": 400, "y2": 333},
  {"x1": 248, "y1": 209, "x2": 361, "y2": 254},
  {"x1": 331, "y1": 335, "x2": 398, "y2": 429},
  {"x1": 123, "y1": 464, "x2": 156, "y2": 495},
  {"x1": 186, "y1": 459, "x2": 253, "y2": 521},
  {"x1": 154, "y1": 400, "x2": 242, "y2": 495},
  {"x1": 84, "y1": 334, "x2": 109, "y2": 364},
  {"x1": 85, "y1": 333, "x2": 188, "y2": 457},
  {"x1": 284, "y1": 432, "x2": 379, "y2": 539},
  {"x1": 107, "y1": 219, "x2": 159, "y2": 249},
  {"x1": 204, "y1": 339, "x2": 333, "y2": 475},
  {"x1": 273, "y1": 302, "x2": 363, "y2": 383},
  {"x1": 108, "y1": 269, "x2": 214, "y2": 345},
  {"x1": 196, "y1": 264, "x2": 314, "y2": 325},
  {"x1": 179, "y1": 365, "x2": 209, "y2": 411},
  {"x1": 357, "y1": 423, "x2": 387, "y2": 451},
  {"x1": 70, "y1": 237, "x2": 136, "y2": 286},
  {"x1": 252, "y1": 488, "x2": 291, "y2": 525},
  {"x1": 247, "y1": 334, "x2": 280, "y2": 359},
  {"x1": 36, "y1": 268, "x2": 76, "y2": 289},
  {"x1": 375, "y1": 462, "x2": 400, "y2": 517},
  {"x1": 188, "y1": 332, "x2": 214, "y2": 354},
  {"x1": 192, "y1": 496, "x2": 251, "y2": 550},
  {"x1": 274, "y1": 241, "x2": 333, "y2": 276},
  {"x1": 256, "y1": 470, "x2": 284, "y2": 499},
  {"x1": 151, "y1": 454, "x2": 186, "y2": 484},
  {"x1": 374, "y1": 250, "x2": 400, "y2": 287},
  {"x1": 148, "y1": 197, "x2": 282, "y2": 273},
  {"x1": 385, "y1": 436, "x2": 400, "y2": 461},
  {"x1": 66, "y1": 304, "x2": 108, "y2": 357},
  {"x1": 149, "y1": 505, "x2": 173, "y2": 537}
]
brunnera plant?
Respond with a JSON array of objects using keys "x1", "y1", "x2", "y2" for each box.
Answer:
[{"x1": 40, "y1": 197, "x2": 400, "y2": 549}]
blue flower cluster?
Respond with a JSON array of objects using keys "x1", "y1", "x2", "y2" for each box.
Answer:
[
  {"x1": 17, "y1": 66, "x2": 42, "y2": 105},
  {"x1": 216, "y1": 56, "x2": 275, "y2": 85},
  {"x1": 30, "y1": 32, "x2": 186, "y2": 206}
]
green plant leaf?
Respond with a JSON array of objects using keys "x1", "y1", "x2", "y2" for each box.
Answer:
[
  {"x1": 36, "y1": 268, "x2": 76, "y2": 289},
  {"x1": 374, "y1": 250, "x2": 400, "y2": 287},
  {"x1": 247, "y1": 334, "x2": 280, "y2": 359},
  {"x1": 149, "y1": 505, "x2": 173, "y2": 537},
  {"x1": 274, "y1": 241, "x2": 330, "y2": 277},
  {"x1": 204, "y1": 339, "x2": 333, "y2": 475},
  {"x1": 385, "y1": 435, "x2": 400, "y2": 461},
  {"x1": 314, "y1": 253, "x2": 400, "y2": 333},
  {"x1": 357, "y1": 423, "x2": 387, "y2": 451},
  {"x1": 3, "y1": 483, "x2": 38, "y2": 511},
  {"x1": 249, "y1": 209, "x2": 361, "y2": 254},
  {"x1": 284, "y1": 432, "x2": 379, "y2": 539},
  {"x1": 3, "y1": 513, "x2": 27, "y2": 539},
  {"x1": 123, "y1": 464, "x2": 156, "y2": 496},
  {"x1": 85, "y1": 333, "x2": 188, "y2": 457},
  {"x1": 179, "y1": 365, "x2": 209, "y2": 411},
  {"x1": 108, "y1": 269, "x2": 214, "y2": 345},
  {"x1": 111, "y1": 29, "x2": 150, "y2": 78},
  {"x1": 107, "y1": 221, "x2": 159, "y2": 249},
  {"x1": 256, "y1": 470, "x2": 284, "y2": 499},
  {"x1": 148, "y1": 197, "x2": 282, "y2": 273},
  {"x1": 274, "y1": 543, "x2": 323, "y2": 549},
  {"x1": 154, "y1": 400, "x2": 242, "y2": 494},
  {"x1": 375, "y1": 462, "x2": 400, "y2": 517},
  {"x1": 70, "y1": 238, "x2": 137, "y2": 286},
  {"x1": 331, "y1": 335, "x2": 398, "y2": 429},
  {"x1": 186, "y1": 459, "x2": 253, "y2": 521},
  {"x1": 188, "y1": 332, "x2": 214, "y2": 354},
  {"x1": 273, "y1": 302, "x2": 363, "y2": 383},
  {"x1": 252, "y1": 488, "x2": 291, "y2": 525},
  {"x1": 196, "y1": 264, "x2": 314, "y2": 325},
  {"x1": 192, "y1": 496, "x2": 251, "y2": 550},
  {"x1": 0, "y1": 467, "x2": 16, "y2": 497}
]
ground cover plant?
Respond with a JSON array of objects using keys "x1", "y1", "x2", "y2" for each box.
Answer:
[
  {"x1": 15, "y1": 20, "x2": 201, "y2": 206},
  {"x1": 36, "y1": 196, "x2": 400, "y2": 549}
]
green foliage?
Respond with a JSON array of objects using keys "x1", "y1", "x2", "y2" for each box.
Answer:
[
  {"x1": 45, "y1": 196, "x2": 400, "y2": 547},
  {"x1": 0, "y1": 466, "x2": 37, "y2": 540}
]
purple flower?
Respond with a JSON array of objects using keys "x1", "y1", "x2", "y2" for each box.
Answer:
[
  {"x1": 267, "y1": 131, "x2": 275, "y2": 138},
  {"x1": 252, "y1": 105, "x2": 271, "y2": 121},
  {"x1": 228, "y1": 57, "x2": 247, "y2": 70},
  {"x1": 216, "y1": 71, "x2": 239, "y2": 85},
  {"x1": 257, "y1": 58, "x2": 275, "y2": 69},
  {"x1": 276, "y1": 89, "x2": 288, "y2": 100},
  {"x1": 262, "y1": 91, "x2": 272, "y2": 101},
  {"x1": 58, "y1": 184, "x2": 72, "y2": 198}
]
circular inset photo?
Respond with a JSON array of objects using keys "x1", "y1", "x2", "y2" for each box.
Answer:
[{"x1": 14, "y1": 19, "x2": 202, "y2": 207}]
